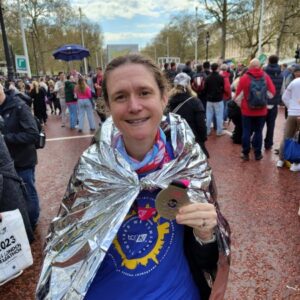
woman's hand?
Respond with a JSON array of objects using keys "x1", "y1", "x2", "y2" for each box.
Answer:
[{"x1": 176, "y1": 203, "x2": 217, "y2": 241}]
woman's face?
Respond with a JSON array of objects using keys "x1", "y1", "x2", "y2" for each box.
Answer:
[{"x1": 106, "y1": 63, "x2": 168, "y2": 150}]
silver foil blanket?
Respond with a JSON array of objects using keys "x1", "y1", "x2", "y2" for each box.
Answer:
[{"x1": 36, "y1": 113, "x2": 230, "y2": 299}]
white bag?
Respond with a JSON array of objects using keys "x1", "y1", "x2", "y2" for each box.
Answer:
[{"x1": 0, "y1": 209, "x2": 33, "y2": 285}]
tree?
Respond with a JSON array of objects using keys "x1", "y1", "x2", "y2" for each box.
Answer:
[
  {"x1": 0, "y1": 1, "x2": 104, "y2": 75},
  {"x1": 273, "y1": 0, "x2": 300, "y2": 56},
  {"x1": 228, "y1": 0, "x2": 300, "y2": 59},
  {"x1": 202, "y1": 0, "x2": 249, "y2": 59},
  {"x1": 19, "y1": 0, "x2": 73, "y2": 74},
  {"x1": 142, "y1": 13, "x2": 203, "y2": 63}
]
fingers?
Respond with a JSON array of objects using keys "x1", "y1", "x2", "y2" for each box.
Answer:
[{"x1": 176, "y1": 203, "x2": 217, "y2": 233}]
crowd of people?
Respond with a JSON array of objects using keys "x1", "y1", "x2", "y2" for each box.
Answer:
[
  {"x1": 0, "y1": 52, "x2": 299, "y2": 298},
  {"x1": 164, "y1": 56, "x2": 299, "y2": 171}
]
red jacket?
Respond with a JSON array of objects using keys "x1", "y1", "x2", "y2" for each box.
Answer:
[
  {"x1": 219, "y1": 70, "x2": 231, "y2": 100},
  {"x1": 235, "y1": 68, "x2": 275, "y2": 116}
]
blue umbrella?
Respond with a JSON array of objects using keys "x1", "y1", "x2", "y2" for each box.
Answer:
[{"x1": 52, "y1": 44, "x2": 90, "y2": 61}]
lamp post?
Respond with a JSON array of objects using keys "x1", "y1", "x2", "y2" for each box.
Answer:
[
  {"x1": 0, "y1": 1, "x2": 14, "y2": 80},
  {"x1": 79, "y1": 7, "x2": 88, "y2": 75},
  {"x1": 258, "y1": 0, "x2": 265, "y2": 56},
  {"x1": 195, "y1": 6, "x2": 198, "y2": 64},
  {"x1": 205, "y1": 32, "x2": 210, "y2": 61}
]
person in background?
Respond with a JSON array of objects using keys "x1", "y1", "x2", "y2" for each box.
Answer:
[
  {"x1": 30, "y1": 81, "x2": 47, "y2": 125},
  {"x1": 0, "y1": 132, "x2": 34, "y2": 242},
  {"x1": 276, "y1": 66, "x2": 300, "y2": 172},
  {"x1": 0, "y1": 83, "x2": 40, "y2": 228},
  {"x1": 263, "y1": 55, "x2": 283, "y2": 150},
  {"x1": 204, "y1": 63, "x2": 225, "y2": 136},
  {"x1": 65, "y1": 75, "x2": 78, "y2": 129},
  {"x1": 163, "y1": 62, "x2": 169, "y2": 77},
  {"x1": 75, "y1": 77, "x2": 96, "y2": 133},
  {"x1": 182, "y1": 60, "x2": 194, "y2": 78},
  {"x1": 203, "y1": 61, "x2": 211, "y2": 76},
  {"x1": 48, "y1": 79, "x2": 61, "y2": 115},
  {"x1": 168, "y1": 62, "x2": 177, "y2": 84},
  {"x1": 39, "y1": 77, "x2": 48, "y2": 93},
  {"x1": 93, "y1": 67, "x2": 106, "y2": 123},
  {"x1": 54, "y1": 72, "x2": 67, "y2": 127},
  {"x1": 235, "y1": 59, "x2": 275, "y2": 161},
  {"x1": 219, "y1": 64, "x2": 232, "y2": 125},
  {"x1": 191, "y1": 64, "x2": 207, "y2": 111},
  {"x1": 93, "y1": 67, "x2": 103, "y2": 98},
  {"x1": 168, "y1": 72, "x2": 209, "y2": 158}
]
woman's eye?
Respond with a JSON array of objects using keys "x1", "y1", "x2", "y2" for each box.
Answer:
[
  {"x1": 115, "y1": 95, "x2": 125, "y2": 101},
  {"x1": 141, "y1": 90, "x2": 150, "y2": 96}
]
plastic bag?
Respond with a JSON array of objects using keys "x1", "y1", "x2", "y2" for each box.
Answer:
[{"x1": 0, "y1": 209, "x2": 33, "y2": 285}]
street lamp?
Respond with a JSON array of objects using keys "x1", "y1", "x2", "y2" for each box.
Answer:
[
  {"x1": 0, "y1": 1, "x2": 15, "y2": 80},
  {"x1": 205, "y1": 32, "x2": 210, "y2": 61},
  {"x1": 195, "y1": 6, "x2": 198, "y2": 64}
]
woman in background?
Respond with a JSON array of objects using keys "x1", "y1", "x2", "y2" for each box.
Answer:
[
  {"x1": 168, "y1": 72, "x2": 209, "y2": 158},
  {"x1": 30, "y1": 81, "x2": 47, "y2": 124},
  {"x1": 74, "y1": 77, "x2": 96, "y2": 132}
]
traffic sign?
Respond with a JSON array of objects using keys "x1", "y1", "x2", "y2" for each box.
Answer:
[
  {"x1": 258, "y1": 53, "x2": 267, "y2": 64},
  {"x1": 15, "y1": 55, "x2": 28, "y2": 73}
]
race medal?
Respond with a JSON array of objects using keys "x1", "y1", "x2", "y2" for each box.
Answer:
[{"x1": 155, "y1": 181, "x2": 191, "y2": 220}]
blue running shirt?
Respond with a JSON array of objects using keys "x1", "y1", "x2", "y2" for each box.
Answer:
[{"x1": 85, "y1": 189, "x2": 200, "y2": 300}]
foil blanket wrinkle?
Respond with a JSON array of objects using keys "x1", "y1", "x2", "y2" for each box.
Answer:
[{"x1": 36, "y1": 113, "x2": 230, "y2": 299}]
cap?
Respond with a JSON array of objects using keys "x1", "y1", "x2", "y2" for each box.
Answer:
[
  {"x1": 174, "y1": 72, "x2": 191, "y2": 88},
  {"x1": 293, "y1": 64, "x2": 300, "y2": 72}
]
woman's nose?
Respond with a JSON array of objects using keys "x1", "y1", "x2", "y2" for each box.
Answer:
[{"x1": 128, "y1": 95, "x2": 142, "y2": 112}]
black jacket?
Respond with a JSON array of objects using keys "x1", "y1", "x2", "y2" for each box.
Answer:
[
  {"x1": 0, "y1": 93, "x2": 39, "y2": 169},
  {"x1": 204, "y1": 71, "x2": 224, "y2": 102},
  {"x1": 168, "y1": 92, "x2": 209, "y2": 157},
  {"x1": 264, "y1": 63, "x2": 283, "y2": 105},
  {"x1": 0, "y1": 134, "x2": 34, "y2": 242}
]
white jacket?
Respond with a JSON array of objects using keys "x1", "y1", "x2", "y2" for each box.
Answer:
[{"x1": 282, "y1": 77, "x2": 300, "y2": 116}]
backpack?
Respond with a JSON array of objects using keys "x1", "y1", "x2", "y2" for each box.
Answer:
[
  {"x1": 192, "y1": 75, "x2": 205, "y2": 93},
  {"x1": 247, "y1": 74, "x2": 268, "y2": 109}
]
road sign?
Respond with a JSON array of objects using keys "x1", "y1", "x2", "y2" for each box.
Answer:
[
  {"x1": 15, "y1": 55, "x2": 28, "y2": 73},
  {"x1": 258, "y1": 53, "x2": 267, "y2": 64}
]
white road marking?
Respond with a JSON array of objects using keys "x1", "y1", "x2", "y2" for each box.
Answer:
[{"x1": 46, "y1": 135, "x2": 94, "y2": 142}]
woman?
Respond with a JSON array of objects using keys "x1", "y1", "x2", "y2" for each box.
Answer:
[
  {"x1": 168, "y1": 72, "x2": 209, "y2": 158},
  {"x1": 48, "y1": 79, "x2": 61, "y2": 115},
  {"x1": 75, "y1": 77, "x2": 96, "y2": 132},
  {"x1": 30, "y1": 81, "x2": 47, "y2": 124},
  {"x1": 36, "y1": 54, "x2": 230, "y2": 300}
]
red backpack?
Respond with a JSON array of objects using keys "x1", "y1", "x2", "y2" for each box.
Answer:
[{"x1": 192, "y1": 75, "x2": 205, "y2": 93}]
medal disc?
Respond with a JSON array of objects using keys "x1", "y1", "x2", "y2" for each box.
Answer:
[{"x1": 155, "y1": 184, "x2": 191, "y2": 220}]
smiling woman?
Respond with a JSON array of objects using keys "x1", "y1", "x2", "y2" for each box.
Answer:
[{"x1": 36, "y1": 54, "x2": 231, "y2": 300}]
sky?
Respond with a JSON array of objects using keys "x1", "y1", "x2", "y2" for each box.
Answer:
[{"x1": 71, "y1": 0, "x2": 200, "y2": 49}]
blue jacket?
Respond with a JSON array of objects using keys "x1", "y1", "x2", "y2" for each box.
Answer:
[{"x1": 264, "y1": 63, "x2": 283, "y2": 105}]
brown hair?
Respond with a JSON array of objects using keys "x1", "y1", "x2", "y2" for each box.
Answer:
[
  {"x1": 102, "y1": 53, "x2": 169, "y2": 104},
  {"x1": 75, "y1": 77, "x2": 87, "y2": 94}
]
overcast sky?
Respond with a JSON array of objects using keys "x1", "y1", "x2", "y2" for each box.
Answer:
[{"x1": 71, "y1": 0, "x2": 200, "y2": 48}]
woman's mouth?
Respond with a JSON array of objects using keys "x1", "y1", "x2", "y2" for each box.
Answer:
[{"x1": 126, "y1": 117, "x2": 150, "y2": 125}]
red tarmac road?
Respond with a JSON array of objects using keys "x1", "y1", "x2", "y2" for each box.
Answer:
[{"x1": 0, "y1": 108, "x2": 299, "y2": 299}]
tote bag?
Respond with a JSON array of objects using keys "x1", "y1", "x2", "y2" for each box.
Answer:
[
  {"x1": 0, "y1": 209, "x2": 33, "y2": 285},
  {"x1": 284, "y1": 133, "x2": 300, "y2": 163}
]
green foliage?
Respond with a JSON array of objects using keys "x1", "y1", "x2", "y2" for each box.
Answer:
[{"x1": 0, "y1": 0, "x2": 104, "y2": 75}]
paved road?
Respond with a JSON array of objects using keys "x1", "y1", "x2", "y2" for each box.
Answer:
[{"x1": 1, "y1": 108, "x2": 299, "y2": 299}]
